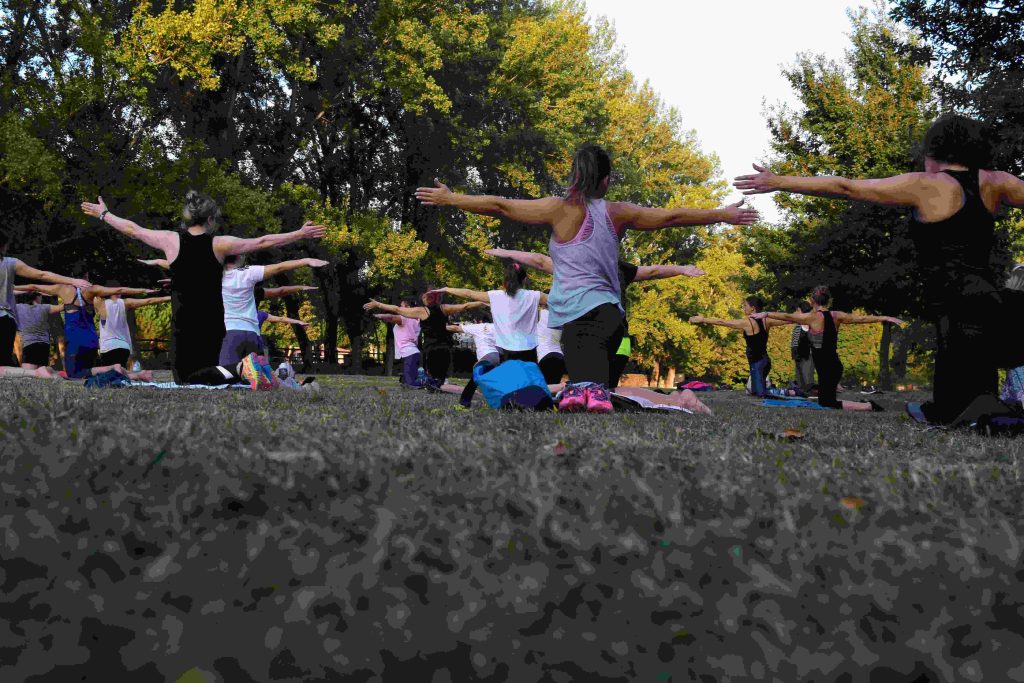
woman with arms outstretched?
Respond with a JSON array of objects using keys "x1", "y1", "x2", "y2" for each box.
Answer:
[
  {"x1": 735, "y1": 114, "x2": 1024, "y2": 423},
  {"x1": 752, "y1": 286, "x2": 903, "y2": 411},
  {"x1": 417, "y1": 143, "x2": 757, "y2": 413},
  {"x1": 689, "y1": 295, "x2": 789, "y2": 397},
  {"x1": 364, "y1": 290, "x2": 487, "y2": 390},
  {"x1": 82, "y1": 191, "x2": 326, "y2": 383},
  {"x1": 95, "y1": 285, "x2": 170, "y2": 369}
]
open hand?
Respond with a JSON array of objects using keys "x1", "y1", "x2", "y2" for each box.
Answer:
[
  {"x1": 734, "y1": 164, "x2": 778, "y2": 195},
  {"x1": 688, "y1": 315, "x2": 705, "y2": 324},
  {"x1": 415, "y1": 179, "x2": 453, "y2": 207},
  {"x1": 884, "y1": 316, "x2": 906, "y2": 326},
  {"x1": 305, "y1": 258, "x2": 329, "y2": 268},
  {"x1": 363, "y1": 299, "x2": 381, "y2": 311},
  {"x1": 681, "y1": 265, "x2": 705, "y2": 277},
  {"x1": 749, "y1": 312, "x2": 769, "y2": 320},
  {"x1": 721, "y1": 199, "x2": 759, "y2": 225},
  {"x1": 299, "y1": 221, "x2": 327, "y2": 239},
  {"x1": 425, "y1": 288, "x2": 448, "y2": 297},
  {"x1": 81, "y1": 196, "x2": 107, "y2": 219},
  {"x1": 301, "y1": 285, "x2": 319, "y2": 291},
  {"x1": 71, "y1": 278, "x2": 92, "y2": 289}
]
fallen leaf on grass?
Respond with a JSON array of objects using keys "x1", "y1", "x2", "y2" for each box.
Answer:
[
  {"x1": 756, "y1": 428, "x2": 804, "y2": 441},
  {"x1": 840, "y1": 496, "x2": 866, "y2": 510},
  {"x1": 552, "y1": 441, "x2": 568, "y2": 456}
]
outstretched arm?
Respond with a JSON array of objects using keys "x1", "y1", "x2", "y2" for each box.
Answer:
[
  {"x1": 262, "y1": 285, "x2": 318, "y2": 299},
  {"x1": 443, "y1": 301, "x2": 488, "y2": 316},
  {"x1": 81, "y1": 197, "x2": 178, "y2": 255},
  {"x1": 428, "y1": 287, "x2": 490, "y2": 303},
  {"x1": 262, "y1": 258, "x2": 329, "y2": 279},
  {"x1": 265, "y1": 314, "x2": 310, "y2": 327},
  {"x1": 484, "y1": 248, "x2": 554, "y2": 274},
  {"x1": 138, "y1": 258, "x2": 170, "y2": 270},
  {"x1": 214, "y1": 221, "x2": 327, "y2": 257},
  {"x1": 90, "y1": 286, "x2": 156, "y2": 298},
  {"x1": 996, "y1": 171, "x2": 1024, "y2": 209},
  {"x1": 15, "y1": 283, "x2": 65, "y2": 296},
  {"x1": 611, "y1": 200, "x2": 758, "y2": 231},
  {"x1": 416, "y1": 180, "x2": 564, "y2": 225},
  {"x1": 124, "y1": 296, "x2": 172, "y2": 310},
  {"x1": 634, "y1": 264, "x2": 705, "y2": 281},
  {"x1": 363, "y1": 299, "x2": 428, "y2": 320},
  {"x1": 834, "y1": 312, "x2": 904, "y2": 326},
  {"x1": 12, "y1": 261, "x2": 91, "y2": 289},
  {"x1": 446, "y1": 324, "x2": 464, "y2": 333},
  {"x1": 753, "y1": 310, "x2": 821, "y2": 325},
  {"x1": 734, "y1": 164, "x2": 928, "y2": 208},
  {"x1": 688, "y1": 315, "x2": 751, "y2": 331},
  {"x1": 374, "y1": 313, "x2": 405, "y2": 325}
]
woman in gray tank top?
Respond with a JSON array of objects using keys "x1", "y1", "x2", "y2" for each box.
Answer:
[
  {"x1": 15, "y1": 291, "x2": 62, "y2": 368},
  {"x1": 416, "y1": 144, "x2": 758, "y2": 413}
]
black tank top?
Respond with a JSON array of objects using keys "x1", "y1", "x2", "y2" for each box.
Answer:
[
  {"x1": 170, "y1": 232, "x2": 224, "y2": 333},
  {"x1": 908, "y1": 170, "x2": 997, "y2": 309},
  {"x1": 420, "y1": 304, "x2": 450, "y2": 350},
  {"x1": 744, "y1": 317, "x2": 768, "y2": 362}
]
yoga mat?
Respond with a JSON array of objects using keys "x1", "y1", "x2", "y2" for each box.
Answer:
[{"x1": 761, "y1": 398, "x2": 828, "y2": 410}]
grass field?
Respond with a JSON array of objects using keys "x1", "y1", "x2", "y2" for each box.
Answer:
[{"x1": 2, "y1": 374, "x2": 1024, "y2": 682}]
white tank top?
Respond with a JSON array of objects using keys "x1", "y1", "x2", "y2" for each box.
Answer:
[
  {"x1": 487, "y1": 289, "x2": 541, "y2": 351},
  {"x1": 99, "y1": 298, "x2": 132, "y2": 352}
]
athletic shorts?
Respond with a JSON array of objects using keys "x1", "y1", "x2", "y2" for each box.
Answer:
[
  {"x1": 21, "y1": 342, "x2": 50, "y2": 367},
  {"x1": 219, "y1": 330, "x2": 265, "y2": 366},
  {"x1": 99, "y1": 348, "x2": 130, "y2": 368}
]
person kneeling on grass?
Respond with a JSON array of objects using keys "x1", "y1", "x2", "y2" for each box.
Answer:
[
  {"x1": 688, "y1": 295, "x2": 788, "y2": 397},
  {"x1": 751, "y1": 285, "x2": 903, "y2": 411},
  {"x1": 446, "y1": 318, "x2": 500, "y2": 407},
  {"x1": 364, "y1": 290, "x2": 487, "y2": 391}
]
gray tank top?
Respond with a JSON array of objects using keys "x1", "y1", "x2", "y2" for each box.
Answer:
[
  {"x1": 0, "y1": 258, "x2": 16, "y2": 323},
  {"x1": 16, "y1": 303, "x2": 50, "y2": 346}
]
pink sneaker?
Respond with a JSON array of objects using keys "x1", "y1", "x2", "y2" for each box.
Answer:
[
  {"x1": 558, "y1": 383, "x2": 587, "y2": 412},
  {"x1": 585, "y1": 384, "x2": 614, "y2": 413}
]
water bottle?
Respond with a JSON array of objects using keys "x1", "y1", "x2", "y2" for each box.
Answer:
[{"x1": 131, "y1": 360, "x2": 142, "y2": 372}]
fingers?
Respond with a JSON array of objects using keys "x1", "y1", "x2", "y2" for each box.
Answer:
[{"x1": 753, "y1": 163, "x2": 766, "y2": 172}]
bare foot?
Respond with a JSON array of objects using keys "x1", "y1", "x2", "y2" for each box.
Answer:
[
  {"x1": 33, "y1": 367, "x2": 57, "y2": 379},
  {"x1": 129, "y1": 370, "x2": 153, "y2": 382},
  {"x1": 676, "y1": 389, "x2": 714, "y2": 416}
]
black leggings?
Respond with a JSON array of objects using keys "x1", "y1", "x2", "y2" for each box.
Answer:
[
  {"x1": 186, "y1": 364, "x2": 241, "y2": 386},
  {"x1": 499, "y1": 348, "x2": 538, "y2": 363},
  {"x1": 0, "y1": 316, "x2": 18, "y2": 367},
  {"x1": 539, "y1": 353, "x2": 566, "y2": 384},
  {"x1": 423, "y1": 346, "x2": 451, "y2": 384},
  {"x1": 561, "y1": 303, "x2": 625, "y2": 386},
  {"x1": 812, "y1": 347, "x2": 843, "y2": 409}
]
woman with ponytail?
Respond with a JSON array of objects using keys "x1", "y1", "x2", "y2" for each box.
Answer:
[
  {"x1": 82, "y1": 191, "x2": 326, "y2": 383},
  {"x1": 428, "y1": 258, "x2": 546, "y2": 364},
  {"x1": 417, "y1": 144, "x2": 757, "y2": 413},
  {"x1": 736, "y1": 114, "x2": 1024, "y2": 424}
]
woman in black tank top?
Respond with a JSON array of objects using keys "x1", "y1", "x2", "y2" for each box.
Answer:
[
  {"x1": 757, "y1": 286, "x2": 900, "y2": 411},
  {"x1": 735, "y1": 114, "x2": 1024, "y2": 424},
  {"x1": 689, "y1": 295, "x2": 786, "y2": 397},
  {"x1": 82, "y1": 191, "x2": 327, "y2": 384}
]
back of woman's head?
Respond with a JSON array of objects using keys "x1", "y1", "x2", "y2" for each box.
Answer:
[
  {"x1": 744, "y1": 295, "x2": 765, "y2": 312},
  {"x1": 399, "y1": 295, "x2": 418, "y2": 308},
  {"x1": 503, "y1": 259, "x2": 527, "y2": 296},
  {"x1": 567, "y1": 144, "x2": 612, "y2": 202},
  {"x1": 811, "y1": 285, "x2": 831, "y2": 306},
  {"x1": 922, "y1": 114, "x2": 993, "y2": 169},
  {"x1": 182, "y1": 190, "x2": 222, "y2": 230},
  {"x1": 798, "y1": 300, "x2": 812, "y2": 313}
]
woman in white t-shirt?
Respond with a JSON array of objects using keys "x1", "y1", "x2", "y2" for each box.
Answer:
[
  {"x1": 446, "y1": 314, "x2": 500, "y2": 407},
  {"x1": 219, "y1": 255, "x2": 327, "y2": 366},
  {"x1": 429, "y1": 260, "x2": 547, "y2": 363}
]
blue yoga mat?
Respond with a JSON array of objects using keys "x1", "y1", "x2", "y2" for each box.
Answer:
[{"x1": 761, "y1": 398, "x2": 828, "y2": 410}]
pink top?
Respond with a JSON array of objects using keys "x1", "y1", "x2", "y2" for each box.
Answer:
[{"x1": 393, "y1": 317, "x2": 421, "y2": 359}]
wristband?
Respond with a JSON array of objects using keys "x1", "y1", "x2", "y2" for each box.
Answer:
[{"x1": 99, "y1": 209, "x2": 109, "y2": 222}]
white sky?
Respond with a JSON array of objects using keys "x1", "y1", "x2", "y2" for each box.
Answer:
[{"x1": 583, "y1": 0, "x2": 872, "y2": 222}]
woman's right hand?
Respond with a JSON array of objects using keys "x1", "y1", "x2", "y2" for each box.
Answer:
[
  {"x1": 688, "y1": 315, "x2": 705, "y2": 324},
  {"x1": 81, "y1": 196, "x2": 108, "y2": 219},
  {"x1": 363, "y1": 299, "x2": 380, "y2": 311}
]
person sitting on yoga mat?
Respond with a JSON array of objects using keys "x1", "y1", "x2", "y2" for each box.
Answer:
[
  {"x1": 446, "y1": 318, "x2": 500, "y2": 407},
  {"x1": 428, "y1": 259, "x2": 547, "y2": 364},
  {"x1": 735, "y1": 114, "x2": 1024, "y2": 424},
  {"x1": 15, "y1": 291, "x2": 63, "y2": 369},
  {"x1": 484, "y1": 247, "x2": 705, "y2": 388},
  {"x1": 689, "y1": 295, "x2": 788, "y2": 397},
  {"x1": 16, "y1": 282, "x2": 158, "y2": 381},
  {"x1": 789, "y1": 299, "x2": 815, "y2": 393},
  {"x1": 82, "y1": 192, "x2": 326, "y2": 384},
  {"x1": 752, "y1": 285, "x2": 902, "y2": 411},
  {"x1": 374, "y1": 296, "x2": 424, "y2": 387},
  {"x1": 364, "y1": 290, "x2": 488, "y2": 390},
  {"x1": 94, "y1": 283, "x2": 170, "y2": 369}
]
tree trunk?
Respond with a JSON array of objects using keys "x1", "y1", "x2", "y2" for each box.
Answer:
[
  {"x1": 384, "y1": 325, "x2": 394, "y2": 376},
  {"x1": 878, "y1": 322, "x2": 893, "y2": 389},
  {"x1": 664, "y1": 367, "x2": 676, "y2": 389},
  {"x1": 891, "y1": 323, "x2": 911, "y2": 383},
  {"x1": 651, "y1": 360, "x2": 661, "y2": 387},
  {"x1": 323, "y1": 315, "x2": 339, "y2": 366},
  {"x1": 279, "y1": 295, "x2": 312, "y2": 371}
]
